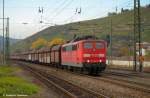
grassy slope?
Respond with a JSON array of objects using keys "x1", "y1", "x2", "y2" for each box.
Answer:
[
  {"x1": 11, "y1": 7, "x2": 150, "y2": 53},
  {"x1": 0, "y1": 65, "x2": 40, "y2": 96}
]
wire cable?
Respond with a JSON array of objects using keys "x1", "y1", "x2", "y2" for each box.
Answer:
[{"x1": 50, "y1": 0, "x2": 74, "y2": 22}]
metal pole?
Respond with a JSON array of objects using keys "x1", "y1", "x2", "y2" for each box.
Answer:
[
  {"x1": 128, "y1": 32, "x2": 131, "y2": 68},
  {"x1": 133, "y1": 0, "x2": 137, "y2": 71},
  {"x1": 134, "y1": 0, "x2": 142, "y2": 72},
  {"x1": 110, "y1": 18, "x2": 112, "y2": 65},
  {"x1": 0, "y1": 18, "x2": 6, "y2": 64},
  {"x1": 137, "y1": 0, "x2": 142, "y2": 72},
  {"x1": 5, "y1": 17, "x2": 9, "y2": 64},
  {"x1": 2, "y1": 0, "x2": 5, "y2": 64}
]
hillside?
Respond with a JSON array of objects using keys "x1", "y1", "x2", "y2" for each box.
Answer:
[
  {"x1": 12, "y1": 7, "x2": 150, "y2": 56},
  {"x1": 0, "y1": 36, "x2": 20, "y2": 51}
]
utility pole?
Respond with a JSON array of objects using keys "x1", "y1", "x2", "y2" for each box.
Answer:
[
  {"x1": 0, "y1": 18, "x2": 8, "y2": 64},
  {"x1": 2, "y1": 0, "x2": 5, "y2": 64},
  {"x1": 134, "y1": 0, "x2": 142, "y2": 72},
  {"x1": 5, "y1": 17, "x2": 10, "y2": 64},
  {"x1": 133, "y1": 0, "x2": 137, "y2": 71},
  {"x1": 110, "y1": 18, "x2": 113, "y2": 65},
  {"x1": 38, "y1": 6, "x2": 44, "y2": 23}
]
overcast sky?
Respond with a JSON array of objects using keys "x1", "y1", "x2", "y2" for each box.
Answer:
[{"x1": 0, "y1": 0, "x2": 150, "y2": 39}]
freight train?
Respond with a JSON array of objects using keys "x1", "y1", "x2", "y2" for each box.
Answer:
[{"x1": 11, "y1": 36, "x2": 107, "y2": 75}]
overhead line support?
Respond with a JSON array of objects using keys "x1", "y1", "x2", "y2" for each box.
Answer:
[{"x1": 133, "y1": 0, "x2": 142, "y2": 72}]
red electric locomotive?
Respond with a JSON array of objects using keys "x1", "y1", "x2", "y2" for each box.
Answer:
[
  {"x1": 11, "y1": 36, "x2": 107, "y2": 75},
  {"x1": 61, "y1": 39, "x2": 107, "y2": 74}
]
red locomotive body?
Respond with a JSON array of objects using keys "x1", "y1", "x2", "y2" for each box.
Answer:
[
  {"x1": 61, "y1": 40, "x2": 107, "y2": 74},
  {"x1": 11, "y1": 36, "x2": 107, "y2": 75}
]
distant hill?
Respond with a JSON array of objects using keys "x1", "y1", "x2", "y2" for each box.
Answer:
[
  {"x1": 0, "y1": 36, "x2": 20, "y2": 51},
  {"x1": 12, "y1": 7, "x2": 150, "y2": 56}
]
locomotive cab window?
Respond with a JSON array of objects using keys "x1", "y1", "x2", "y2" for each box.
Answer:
[
  {"x1": 96, "y1": 42, "x2": 104, "y2": 49},
  {"x1": 62, "y1": 47, "x2": 66, "y2": 51},
  {"x1": 67, "y1": 45, "x2": 72, "y2": 51},
  {"x1": 72, "y1": 44, "x2": 77, "y2": 51},
  {"x1": 84, "y1": 42, "x2": 92, "y2": 49}
]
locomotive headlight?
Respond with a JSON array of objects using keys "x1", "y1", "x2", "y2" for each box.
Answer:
[
  {"x1": 99, "y1": 60, "x2": 102, "y2": 62},
  {"x1": 83, "y1": 54, "x2": 91, "y2": 57},
  {"x1": 87, "y1": 60, "x2": 90, "y2": 63}
]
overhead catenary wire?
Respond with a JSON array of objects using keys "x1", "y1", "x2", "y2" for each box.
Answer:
[
  {"x1": 3, "y1": 0, "x2": 149, "y2": 41},
  {"x1": 44, "y1": 0, "x2": 70, "y2": 21},
  {"x1": 45, "y1": 0, "x2": 67, "y2": 14},
  {"x1": 43, "y1": 0, "x2": 72, "y2": 24},
  {"x1": 50, "y1": 0, "x2": 74, "y2": 23}
]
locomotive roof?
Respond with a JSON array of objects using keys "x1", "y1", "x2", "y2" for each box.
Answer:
[
  {"x1": 16, "y1": 39, "x2": 106, "y2": 54},
  {"x1": 62, "y1": 39, "x2": 106, "y2": 47}
]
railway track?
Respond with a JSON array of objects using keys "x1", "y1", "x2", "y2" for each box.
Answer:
[
  {"x1": 15, "y1": 62, "x2": 108, "y2": 98},
  {"x1": 106, "y1": 68, "x2": 150, "y2": 79},
  {"x1": 13, "y1": 61, "x2": 150, "y2": 97},
  {"x1": 91, "y1": 76, "x2": 150, "y2": 93},
  {"x1": 103, "y1": 74, "x2": 150, "y2": 88},
  {"x1": 75, "y1": 71, "x2": 150, "y2": 94},
  {"x1": 59, "y1": 67, "x2": 150, "y2": 94},
  {"x1": 70, "y1": 70, "x2": 150, "y2": 94},
  {"x1": 53, "y1": 64, "x2": 150, "y2": 94}
]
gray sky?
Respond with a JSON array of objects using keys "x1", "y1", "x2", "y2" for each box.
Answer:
[{"x1": 0, "y1": 0, "x2": 150, "y2": 39}]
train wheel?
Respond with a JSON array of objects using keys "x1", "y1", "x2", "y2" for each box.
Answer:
[
  {"x1": 92, "y1": 67, "x2": 95, "y2": 74},
  {"x1": 96, "y1": 67, "x2": 100, "y2": 75},
  {"x1": 96, "y1": 68, "x2": 99, "y2": 75},
  {"x1": 70, "y1": 66, "x2": 74, "y2": 72},
  {"x1": 80, "y1": 68, "x2": 84, "y2": 74},
  {"x1": 74, "y1": 67, "x2": 78, "y2": 72},
  {"x1": 61, "y1": 65, "x2": 64, "y2": 69},
  {"x1": 88, "y1": 67, "x2": 93, "y2": 75}
]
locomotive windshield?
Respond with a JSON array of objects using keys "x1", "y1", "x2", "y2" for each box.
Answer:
[
  {"x1": 84, "y1": 42, "x2": 92, "y2": 49},
  {"x1": 84, "y1": 42, "x2": 104, "y2": 49},
  {"x1": 96, "y1": 42, "x2": 104, "y2": 49}
]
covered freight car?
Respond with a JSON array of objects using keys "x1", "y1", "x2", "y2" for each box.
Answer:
[{"x1": 50, "y1": 45, "x2": 61, "y2": 67}]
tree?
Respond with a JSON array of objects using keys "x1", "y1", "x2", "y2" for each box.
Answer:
[
  {"x1": 121, "y1": 8, "x2": 129, "y2": 13},
  {"x1": 31, "y1": 38, "x2": 47, "y2": 49},
  {"x1": 48, "y1": 38, "x2": 66, "y2": 47},
  {"x1": 108, "y1": 12, "x2": 117, "y2": 16},
  {"x1": 146, "y1": 4, "x2": 150, "y2": 8}
]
